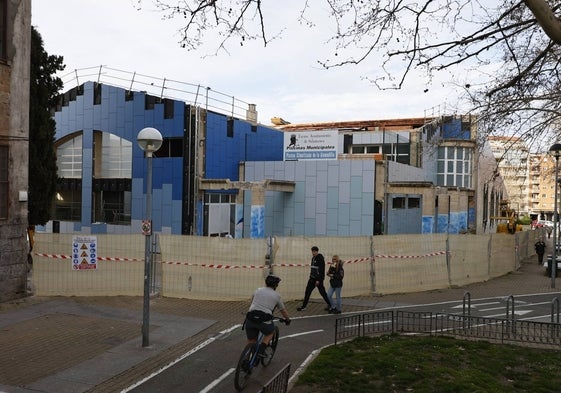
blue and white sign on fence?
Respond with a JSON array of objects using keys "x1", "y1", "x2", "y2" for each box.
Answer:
[
  {"x1": 283, "y1": 130, "x2": 338, "y2": 161},
  {"x1": 72, "y1": 235, "x2": 97, "y2": 270}
]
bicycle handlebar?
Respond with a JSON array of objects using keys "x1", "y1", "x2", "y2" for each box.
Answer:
[{"x1": 277, "y1": 317, "x2": 291, "y2": 325}]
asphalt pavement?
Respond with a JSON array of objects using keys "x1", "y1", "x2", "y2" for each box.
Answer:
[{"x1": 1, "y1": 241, "x2": 560, "y2": 393}]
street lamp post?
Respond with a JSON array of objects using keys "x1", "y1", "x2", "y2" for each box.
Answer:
[
  {"x1": 137, "y1": 127, "x2": 163, "y2": 347},
  {"x1": 549, "y1": 143, "x2": 561, "y2": 289}
]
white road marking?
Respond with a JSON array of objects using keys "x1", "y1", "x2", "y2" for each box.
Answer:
[
  {"x1": 198, "y1": 368, "x2": 235, "y2": 393},
  {"x1": 123, "y1": 294, "x2": 561, "y2": 392},
  {"x1": 451, "y1": 301, "x2": 500, "y2": 308},
  {"x1": 485, "y1": 310, "x2": 532, "y2": 318},
  {"x1": 480, "y1": 306, "x2": 510, "y2": 312},
  {"x1": 280, "y1": 329, "x2": 323, "y2": 339},
  {"x1": 120, "y1": 324, "x2": 242, "y2": 392}
]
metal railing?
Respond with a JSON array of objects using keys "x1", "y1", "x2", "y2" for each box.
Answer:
[
  {"x1": 59, "y1": 65, "x2": 255, "y2": 121},
  {"x1": 259, "y1": 363, "x2": 291, "y2": 393},
  {"x1": 335, "y1": 310, "x2": 561, "y2": 349}
]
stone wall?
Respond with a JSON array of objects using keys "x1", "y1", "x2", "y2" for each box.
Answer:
[{"x1": 0, "y1": 0, "x2": 31, "y2": 302}]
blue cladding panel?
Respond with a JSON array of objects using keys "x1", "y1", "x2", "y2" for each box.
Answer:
[
  {"x1": 250, "y1": 205, "x2": 265, "y2": 238},
  {"x1": 53, "y1": 81, "x2": 185, "y2": 235},
  {"x1": 245, "y1": 161, "x2": 375, "y2": 237},
  {"x1": 422, "y1": 216, "x2": 434, "y2": 233},
  {"x1": 442, "y1": 118, "x2": 471, "y2": 140},
  {"x1": 205, "y1": 112, "x2": 284, "y2": 181},
  {"x1": 437, "y1": 214, "x2": 448, "y2": 233}
]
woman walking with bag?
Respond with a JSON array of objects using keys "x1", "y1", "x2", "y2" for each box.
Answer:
[{"x1": 326, "y1": 255, "x2": 344, "y2": 314}]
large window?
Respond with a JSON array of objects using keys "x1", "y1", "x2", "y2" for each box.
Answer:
[
  {"x1": 55, "y1": 135, "x2": 83, "y2": 221},
  {"x1": 96, "y1": 132, "x2": 132, "y2": 178},
  {"x1": 204, "y1": 193, "x2": 236, "y2": 236},
  {"x1": 0, "y1": 145, "x2": 7, "y2": 219},
  {"x1": 437, "y1": 146, "x2": 472, "y2": 188},
  {"x1": 54, "y1": 186, "x2": 81, "y2": 222},
  {"x1": 92, "y1": 132, "x2": 132, "y2": 224},
  {"x1": 351, "y1": 145, "x2": 380, "y2": 154},
  {"x1": 57, "y1": 134, "x2": 82, "y2": 178},
  {"x1": 157, "y1": 137, "x2": 183, "y2": 158}
]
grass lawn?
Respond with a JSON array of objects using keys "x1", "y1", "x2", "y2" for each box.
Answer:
[{"x1": 290, "y1": 335, "x2": 561, "y2": 393}]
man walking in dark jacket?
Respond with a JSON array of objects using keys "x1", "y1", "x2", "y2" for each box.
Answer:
[
  {"x1": 535, "y1": 239, "x2": 546, "y2": 264},
  {"x1": 297, "y1": 246, "x2": 332, "y2": 312}
]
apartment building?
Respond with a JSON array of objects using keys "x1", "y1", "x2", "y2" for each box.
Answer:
[
  {"x1": 529, "y1": 153, "x2": 556, "y2": 219},
  {"x1": 488, "y1": 136, "x2": 530, "y2": 214}
]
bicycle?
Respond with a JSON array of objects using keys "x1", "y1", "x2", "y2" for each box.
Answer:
[{"x1": 234, "y1": 316, "x2": 288, "y2": 391}]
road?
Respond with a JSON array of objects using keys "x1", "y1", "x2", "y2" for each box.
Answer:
[{"x1": 128, "y1": 293, "x2": 561, "y2": 392}]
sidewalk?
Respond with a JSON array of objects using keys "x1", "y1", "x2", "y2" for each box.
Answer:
[{"x1": 1, "y1": 251, "x2": 560, "y2": 393}]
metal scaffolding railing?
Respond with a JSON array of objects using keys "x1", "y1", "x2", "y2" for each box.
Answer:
[{"x1": 58, "y1": 65, "x2": 256, "y2": 121}]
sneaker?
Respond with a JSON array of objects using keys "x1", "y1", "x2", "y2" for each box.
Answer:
[
  {"x1": 261, "y1": 346, "x2": 273, "y2": 362},
  {"x1": 333, "y1": 309, "x2": 342, "y2": 314},
  {"x1": 257, "y1": 343, "x2": 267, "y2": 358},
  {"x1": 297, "y1": 306, "x2": 307, "y2": 311},
  {"x1": 328, "y1": 307, "x2": 336, "y2": 314}
]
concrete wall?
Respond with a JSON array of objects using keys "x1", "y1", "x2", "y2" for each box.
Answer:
[{"x1": 31, "y1": 230, "x2": 537, "y2": 301}]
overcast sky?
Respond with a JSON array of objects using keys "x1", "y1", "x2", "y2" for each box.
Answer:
[{"x1": 31, "y1": 1, "x2": 468, "y2": 125}]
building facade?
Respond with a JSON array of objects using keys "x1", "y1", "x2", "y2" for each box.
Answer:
[
  {"x1": 0, "y1": 0, "x2": 31, "y2": 301},
  {"x1": 254, "y1": 115, "x2": 504, "y2": 236},
  {"x1": 45, "y1": 70, "x2": 506, "y2": 239},
  {"x1": 51, "y1": 79, "x2": 282, "y2": 237}
]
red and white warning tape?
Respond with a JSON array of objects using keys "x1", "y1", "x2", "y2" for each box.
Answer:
[
  {"x1": 34, "y1": 250, "x2": 447, "y2": 269},
  {"x1": 373, "y1": 251, "x2": 447, "y2": 259},
  {"x1": 34, "y1": 252, "x2": 143, "y2": 262}
]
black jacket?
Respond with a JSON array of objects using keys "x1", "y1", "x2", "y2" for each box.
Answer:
[
  {"x1": 328, "y1": 264, "x2": 344, "y2": 288},
  {"x1": 309, "y1": 253, "x2": 325, "y2": 280},
  {"x1": 535, "y1": 241, "x2": 546, "y2": 254}
]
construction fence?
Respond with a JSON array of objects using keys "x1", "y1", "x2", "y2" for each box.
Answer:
[{"x1": 30, "y1": 229, "x2": 539, "y2": 301}]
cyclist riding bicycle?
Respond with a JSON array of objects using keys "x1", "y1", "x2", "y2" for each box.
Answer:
[{"x1": 244, "y1": 274, "x2": 291, "y2": 358}]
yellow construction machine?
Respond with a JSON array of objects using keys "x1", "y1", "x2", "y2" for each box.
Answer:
[{"x1": 493, "y1": 200, "x2": 523, "y2": 234}]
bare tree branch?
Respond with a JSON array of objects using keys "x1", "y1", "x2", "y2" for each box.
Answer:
[
  {"x1": 136, "y1": 0, "x2": 561, "y2": 150},
  {"x1": 524, "y1": 0, "x2": 561, "y2": 44}
]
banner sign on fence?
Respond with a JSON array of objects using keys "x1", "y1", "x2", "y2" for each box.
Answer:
[
  {"x1": 283, "y1": 130, "x2": 338, "y2": 161},
  {"x1": 72, "y1": 236, "x2": 97, "y2": 270}
]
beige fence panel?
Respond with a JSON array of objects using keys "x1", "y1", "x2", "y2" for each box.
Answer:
[
  {"x1": 33, "y1": 234, "x2": 144, "y2": 296},
  {"x1": 272, "y1": 236, "x2": 373, "y2": 301},
  {"x1": 160, "y1": 235, "x2": 268, "y2": 300},
  {"x1": 373, "y1": 234, "x2": 449, "y2": 294},
  {"x1": 519, "y1": 229, "x2": 539, "y2": 264},
  {"x1": 448, "y1": 235, "x2": 490, "y2": 286},
  {"x1": 31, "y1": 232, "x2": 537, "y2": 301},
  {"x1": 489, "y1": 234, "x2": 517, "y2": 278}
]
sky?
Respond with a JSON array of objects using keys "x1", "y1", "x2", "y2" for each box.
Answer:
[{"x1": 31, "y1": 1, "x2": 468, "y2": 126}]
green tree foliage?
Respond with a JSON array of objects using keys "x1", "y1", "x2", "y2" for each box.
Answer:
[{"x1": 28, "y1": 26, "x2": 65, "y2": 226}]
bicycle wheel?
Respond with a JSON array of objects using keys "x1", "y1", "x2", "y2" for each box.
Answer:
[
  {"x1": 234, "y1": 343, "x2": 255, "y2": 391},
  {"x1": 261, "y1": 325, "x2": 279, "y2": 367}
]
